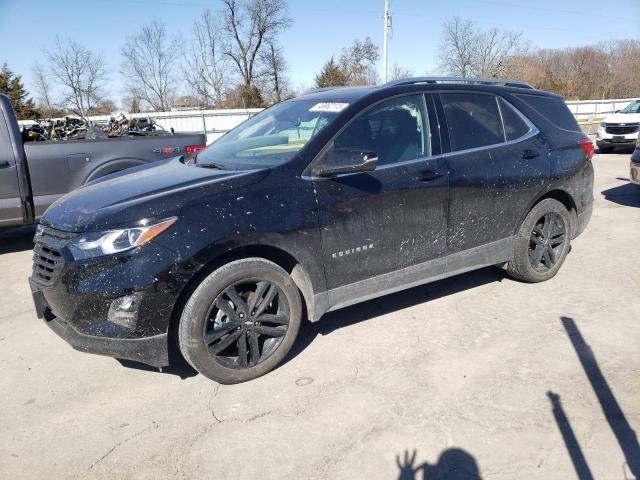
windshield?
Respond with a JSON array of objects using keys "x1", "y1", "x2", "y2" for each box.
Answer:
[
  {"x1": 621, "y1": 100, "x2": 640, "y2": 114},
  {"x1": 196, "y1": 99, "x2": 347, "y2": 169}
]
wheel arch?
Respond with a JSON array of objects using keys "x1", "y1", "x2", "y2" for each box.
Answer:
[
  {"x1": 84, "y1": 158, "x2": 147, "y2": 184},
  {"x1": 167, "y1": 244, "x2": 317, "y2": 351},
  {"x1": 517, "y1": 189, "x2": 578, "y2": 238}
]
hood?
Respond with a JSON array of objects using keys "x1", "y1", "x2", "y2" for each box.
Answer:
[
  {"x1": 602, "y1": 112, "x2": 640, "y2": 124},
  {"x1": 42, "y1": 157, "x2": 268, "y2": 232}
]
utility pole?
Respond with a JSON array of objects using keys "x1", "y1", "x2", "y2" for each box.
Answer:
[{"x1": 383, "y1": 0, "x2": 390, "y2": 83}]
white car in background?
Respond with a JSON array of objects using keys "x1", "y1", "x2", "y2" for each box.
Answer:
[{"x1": 596, "y1": 99, "x2": 640, "y2": 153}]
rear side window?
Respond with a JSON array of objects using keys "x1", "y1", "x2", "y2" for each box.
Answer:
[
  {"x1": 440, "y1": 93, "x2": 503, "y2": 151},
  {"x1": 499, "y1": 98, "x2": 531, "y2": 141},
  {"x1": 516, "y1": 94, "x2": 580, "y2": 132}
]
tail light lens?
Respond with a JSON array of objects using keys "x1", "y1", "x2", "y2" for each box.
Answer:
[
  {"x1": 578, "y1": 138, "x2": 594, "y2": 160},
  {"x1": 185, "y1": 145, "x2": 206, "y2": 155}
]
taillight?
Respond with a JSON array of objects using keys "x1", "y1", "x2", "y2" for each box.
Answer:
[
  {"x1": 185, "y1": 145, "x2": 205, "y2": 155},
  {"x1": 578, "y1": 138, "x2": 594, "y2": 160}
]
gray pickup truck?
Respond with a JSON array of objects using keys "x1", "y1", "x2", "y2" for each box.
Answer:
[{"x1": 0, "y1": 94, "x2": 206, "y2": 228}]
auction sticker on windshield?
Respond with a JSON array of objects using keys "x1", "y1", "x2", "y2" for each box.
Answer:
[{"x1": 309, "y1": 102, "x2": 349, "y2": 112}]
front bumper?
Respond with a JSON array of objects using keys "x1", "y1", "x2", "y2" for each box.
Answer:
[
  {"x1": 596, "y1": 129, "x2": 638, "y2": 147},
  {"x1": 30, "y1": 277, "x2": 170, "y2": 367},
  {"x1": 29, "y1": 226, "x2": 192, "y2": 367}
]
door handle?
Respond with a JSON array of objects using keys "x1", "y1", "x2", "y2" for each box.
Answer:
[
  {"x1": 521, "y1": 149, "x2": 540, "y2": 160},
  {"x1": 417, "y1": 170, "x2": 444, "y2": 182},
  {"x1": 0, "y1": 161, "x2": 11, "y2": 169}
]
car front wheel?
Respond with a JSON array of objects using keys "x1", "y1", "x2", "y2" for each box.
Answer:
[{"x1": 178, "y1": 258, "x2": 302, "y2": 384}]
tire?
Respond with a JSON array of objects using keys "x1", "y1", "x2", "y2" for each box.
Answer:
[
  {"x1": 506, "y1": 199, "x2": 572, "y2": 283},
  {"x1": 598, "y1": 145, "x2": 614, "y2": 154},
  {"x1": 178, "y1": 258, "x2": 302, "y2": 384}
]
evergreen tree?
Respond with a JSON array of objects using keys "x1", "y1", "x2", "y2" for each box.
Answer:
[
  {"x1": 314, "y1": 57, "x2": 349, "y2": 88},
  {"x1": 0, "y1": 63, "x2": 39, "y2": 119}
]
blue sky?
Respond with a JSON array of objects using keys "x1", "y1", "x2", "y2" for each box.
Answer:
[{"x1": 1, "y1": 0, "x2": 638, "y2": 105}]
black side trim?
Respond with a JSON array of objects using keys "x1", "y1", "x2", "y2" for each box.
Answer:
[{"x1": 314, "y1": 237, "x2": 513, "y2": 317}]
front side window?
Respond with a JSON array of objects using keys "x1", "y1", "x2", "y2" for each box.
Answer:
[
  {"x1": 332, "y1": 95, "x2": 430, "y2": 166},
  {"x1": 441, "y1": 93, "x2": 504, "y2": 151},
  {"x1": 196, "y1": 99, "x2": 345, "y2": 169}
]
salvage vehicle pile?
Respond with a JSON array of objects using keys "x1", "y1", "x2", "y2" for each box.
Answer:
[{"x1": 20, "y1": 113, "x2": 168, "y2": 143}]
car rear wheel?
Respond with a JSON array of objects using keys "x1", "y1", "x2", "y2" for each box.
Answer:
[
  {"x1": 178, "y1": 258, "x2": 302, "y2": 384},
  {"x1": 506, "y1": 199, "x2": 572, "y2": 283}
]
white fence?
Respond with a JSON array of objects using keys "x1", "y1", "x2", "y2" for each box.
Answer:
[
  {"x1": 565, "y1": 98, "x2": 638, "y2": 121},
  {"x1": 18, "y1": 97, "x2": 639, "y2": 144}
]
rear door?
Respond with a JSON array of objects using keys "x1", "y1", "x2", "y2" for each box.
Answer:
[
  {"x1": 311, "y1": 93, "x2": 449, "y2": 295},
  {"x1": 436, "y1": 91, "x2": 548, "y2": 253},
  {"x1": 0, "y1": 118, "x2": 22, "y2": 226}
]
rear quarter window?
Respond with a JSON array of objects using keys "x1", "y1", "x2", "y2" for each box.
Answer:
[
  {"x1": 499, "y1": 98, "x2": 531, "y2": 141},
  {"x1": 516, "y1": 94, "x2": 580, "y2": 132}
]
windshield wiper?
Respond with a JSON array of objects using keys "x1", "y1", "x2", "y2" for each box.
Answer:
[
  {"x1": 192, "y1": 155, "x2": 228, "y2": 170},
  {"x1": 198, "y1": 162, "x2": 229, "y2": 170}
]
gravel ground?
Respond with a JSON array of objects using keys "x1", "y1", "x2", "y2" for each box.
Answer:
[{"x1": 0, "y1": 150, "x2": 638, "y2": 480}]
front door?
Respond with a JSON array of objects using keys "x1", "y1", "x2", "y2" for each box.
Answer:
[
  {"x1": 0, "y1": 120, "x2": 22, "y2": 226},
  {"x1": 311, "y1": 94, "x2": 449, "y2": 299}
]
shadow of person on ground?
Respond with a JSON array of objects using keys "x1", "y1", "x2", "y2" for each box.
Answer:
[
  {"x1": 557, "y1": 316, "x2": 640, "y2": 479},
  {"x1": 396, "y1": 448, "x2": 481, "y2": 479},
  {"x1": 0, "y1": 225, "x2": 36, "y2": 254},
  {"x1": 284, "y1": 266, "x2": 507, "y2": 366},
  {"x1": 601, "y1": 183, "x2": 640, "y2": 207},
  {"x1": 547, "y1": 391, "x2": 595, "y2": 480}
]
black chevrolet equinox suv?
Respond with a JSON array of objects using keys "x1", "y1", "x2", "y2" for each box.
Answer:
[{"x1": 29, "y1": 77, "x2": 594, "y2": 383}]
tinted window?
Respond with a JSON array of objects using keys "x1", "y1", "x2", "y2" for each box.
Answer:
[
  {"x1": 499, "y1": 98, "x2": 531, "y2": 141},
  {"x1": 334, "y1": 95, "x2": 429, "y2": 166},
  {"x1": 441, "y1": 93, "x2": 503, "y2": 151},
  {"x1": 516, "y1": 94, "x2": 580, "y2": 132}
]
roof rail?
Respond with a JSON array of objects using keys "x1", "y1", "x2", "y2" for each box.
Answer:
[
  {"x1": 384, "y1": 76, "x2": 534, "y2": 89},
  {"x1": 302, "y1": 85, "x2": 354, "y2": 95}
]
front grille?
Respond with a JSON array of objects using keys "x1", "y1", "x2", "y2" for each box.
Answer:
[
  {"x1": 31, "y1": 226, "x2": 77, "y2": 286},
  {"x1": 605, "y1": 124, "x2": 639, "y2": 135}
]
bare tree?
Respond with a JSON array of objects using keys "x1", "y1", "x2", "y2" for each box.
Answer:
[
  {"x1": 45, "y1": 38, "x2": 107, "y2": 120},
  {"x1": 122, "y1": 86, "x2": 143, "y2": 113},
  {"x1": 438, "y1": 17, "x2": 477, "y2": 77},
  {"x1": 185, "y1": 9, "x2": 230, "y2": 108},
  {"x1": 32, "y1": 61, "x2": 56, "y2": 117},
  {"x1": 502, "y1": 40, "x2": 640, "y2": 99},
  {"x1": 438, "y1": 16, "x2": 522, "y2": 78},
  {"x1": 220, "y1": 0, "x2": 291, "y2": 105},
  {"x1": 475, "y1": 28, "x2": 523, "y2": 77},
  {"x1": 259, "y1": 41, "x2": 288, "y2": 102},
  {"x1": 121, "y1": 20, "x2": 183, "y2": 111},
  {"x1": 391, "y1": 62, "x2": 414, "y2": 81},
  {"x1": 339, "y1": 37, "x2": 380, "y2": 85}
]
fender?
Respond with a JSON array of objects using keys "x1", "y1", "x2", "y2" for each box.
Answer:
[{"x1": 515, "y1": 185, "x2": 578, "y2": 237}]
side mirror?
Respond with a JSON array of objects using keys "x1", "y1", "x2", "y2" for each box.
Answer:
[{"x1": 314, "y1": 148, "x2": 378, "y2": 177}]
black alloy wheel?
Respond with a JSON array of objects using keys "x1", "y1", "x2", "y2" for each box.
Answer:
[
  {"x1": 528, "y1": 212, "x2": 567, "y2": 272},
  {"x1": 203, "y1": 279, "x2": 290, "y2": 369}
]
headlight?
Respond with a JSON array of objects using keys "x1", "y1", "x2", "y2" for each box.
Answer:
[
  {"x1": 68, "y1": 217, "x2": 177, "y2": 260},
  {"x1": 599, "y1": 122, "x2": 606, "y2": 128}
]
